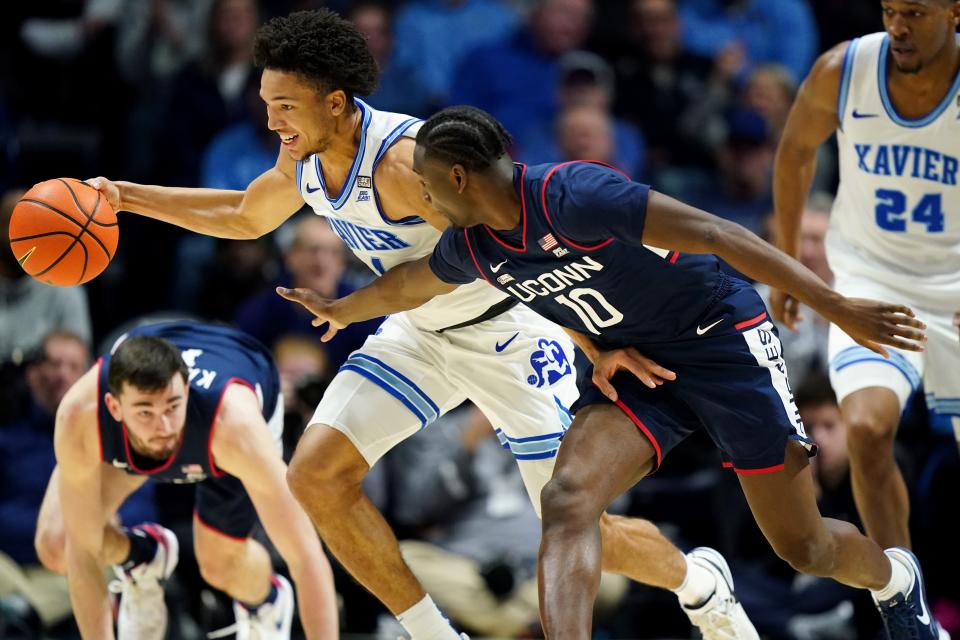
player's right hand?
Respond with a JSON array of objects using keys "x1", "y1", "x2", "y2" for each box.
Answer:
[
  {"x1": 769, "y1": 288, "x2": 804, "y2": 330},
  {"x1": 592, "y1": 347, "x2": 676, "y2": 402},
  {"x1": 84, "y1": 177, "x2": 121, "y2": 212},
  {"x1": 276, "y1": 287, "x2": 349, "y2": 342}
]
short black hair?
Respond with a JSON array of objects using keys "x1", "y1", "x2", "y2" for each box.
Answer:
[
  {"x1": 794, "y1": 372, "x2": 837, "y2": 410},
  {"x1": 108, "y1": 336, "x2": 189, "y2": 396},
  {"x1": 416, "y1": 106, "x2": 514, "y2": 171},
  {"x1": 253, "y1": 9, "x2": 378, "y2": 99}
]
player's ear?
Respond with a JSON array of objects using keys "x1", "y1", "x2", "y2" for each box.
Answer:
[
  {"x1": 451, "y1": 164, "x2": 467, "y2": 193},
  {"x1": 327, "y1": 90, "x2": 348, "y2": 117},
  {"x1": 103, "y1": 391, "x2": 123, "y2": 422}
]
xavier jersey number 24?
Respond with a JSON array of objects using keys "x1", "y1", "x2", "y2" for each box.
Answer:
[{"x1": 831, "y1": 32, "x2": 960, "y2": 309}]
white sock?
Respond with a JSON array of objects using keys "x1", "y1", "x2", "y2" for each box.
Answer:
[
  {"x1": 396, "y1": 595, "x2": 459, "y2": 640},
  {"x1": 872, "y1": 551, "x2": 913, "y2": 602},
  {"x1": 672, "y1": 554, "x2": 717, "y2": 607}
]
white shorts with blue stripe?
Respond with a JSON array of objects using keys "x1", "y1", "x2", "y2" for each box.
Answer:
[
  {"x1": 308, "y1": 304, "x2": 580, "y2": 515},
  {"x1": 828, "y1": 271, "x2": 960, "y2": 439}
]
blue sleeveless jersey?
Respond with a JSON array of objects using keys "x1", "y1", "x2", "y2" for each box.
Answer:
[
  {"x1": 97, "y1": 322, "x2": 280, "y2": 483},
  {"x1": 431, "y1": 162, "x2": 738, "y2": 350}
]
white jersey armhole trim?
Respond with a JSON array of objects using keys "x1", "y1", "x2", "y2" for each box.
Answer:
[{"x1": 837, "y1": 37, "x2": 861, "y2": 132}]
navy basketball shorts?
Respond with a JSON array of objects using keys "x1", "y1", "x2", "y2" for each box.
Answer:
[
  {"x1": 193, "y1": 474, "x2": 258, "y2": 540},
  {"x1": 572, "y1": 283, "x2": 817, "y2": 474}
]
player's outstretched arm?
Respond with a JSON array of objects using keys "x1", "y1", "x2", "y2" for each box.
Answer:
[
  {"x1": 87, "y1": 150, "x2": 304, "y2": 240},
  {"x1": 53, "y1": 371, "x2": 115, "y2": 639},
  {"x1": 277, "y1": 255, "x2": 460, "y2": 341},
  {"x1": 211, "y1": 384, "x2": 338, "y2": 639},
  {"x1": 641, "y1": 191, "x2": 927, "y2": 356},
  {"x1": 771, "y1": 42, "x2": 847, "y2": 328}
]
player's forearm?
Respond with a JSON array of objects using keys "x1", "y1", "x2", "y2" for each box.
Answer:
[
  {"x1": 336, "y1": 260, "x2": 449, "y2": 323},
  {"x1": 66, "y1": 545, "x2": 114, "y2": 639},
  {"x1": 290, "y1": 557, "x2": 339, "y2": 639},
  {"x1": 116, "y1": 182, "x2": 254, "y2": 239},
  {"x1": 713, "y1": 219, "x2": 843, "y2": 317},
  {"x1": 772, "y1": 140, "x2": 818, "y2": 257}
]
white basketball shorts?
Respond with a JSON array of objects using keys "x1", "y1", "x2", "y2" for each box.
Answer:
[{"x1": 309, "y1": 304, "x2": 580, "y2": 515}]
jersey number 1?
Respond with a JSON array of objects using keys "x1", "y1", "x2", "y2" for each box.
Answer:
[
  {"x1": 875, "y1": 189, "x2": 944, "y2": 232},
  {"x1": 555, "y1": 288, "x2": 624, "y2": 335}
]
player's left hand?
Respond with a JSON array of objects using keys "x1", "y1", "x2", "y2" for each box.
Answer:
[
  {"x1": 592, "y1": 347, "x2": 676, "y2": 402},
  {"x1": 276, "y1": 287, "x2": 350, "y2": 342},
  {"x1": 830, "y1": 297, "x2": 926, "y2": 357}
]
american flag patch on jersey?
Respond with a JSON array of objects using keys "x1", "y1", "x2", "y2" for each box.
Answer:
[{"x1": 538, "y1": 233, "x2": 559, "y2": 251}]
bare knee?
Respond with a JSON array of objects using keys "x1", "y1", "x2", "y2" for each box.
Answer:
[
  {"x1": 197, "y1": 549, "x2": 241, "y2": 592},
  {"x1": 35, "y1": 527, "x2": 66, "y2": 574},
  {"x1": 770, "y1": 534, "x2": 835, "y2": 576},
  {"x1": 541, "y1": 475, "x2": 603, "y2": 530},
  {"x1": 287, "y1": 426, "x2": 368, "y2": 507}
]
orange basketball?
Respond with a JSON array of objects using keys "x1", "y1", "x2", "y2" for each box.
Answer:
[{"x1": 8, "y1": 178, "x2": 118, "y2": 287}]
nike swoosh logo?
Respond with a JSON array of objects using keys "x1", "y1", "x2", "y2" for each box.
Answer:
[
  {"x1": 851, "y1": 109, "x2": 878, "y2": 119},
  {"x1": 495, "y1": 332, "x2": 520, "y2": 352},
  {"x1": 305, "y1": 183, "x2": 323, "y2": 194},
  {"x1": 917, "y1": 576, "x2": 931, "y2": 626},
  {"x1": 16, "y1": 246, "x2": 36, "y2": 266},
  {"x1": 490, "y1": 259, "x2": 508, "y2": 273},
  {"x1": 696, "y1": 319, "x2": 724, "y2": 335}
]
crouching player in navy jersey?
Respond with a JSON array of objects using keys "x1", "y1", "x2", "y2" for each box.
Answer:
[
  {"x1": 33, "y1": 322, "x2": 337, "y2": 640},
  {"x1": 278, "y1": 106, "x2": 942, "y2": 640}
]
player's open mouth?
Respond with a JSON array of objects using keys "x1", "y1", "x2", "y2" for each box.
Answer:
[{"x1": 281, "y1": 134, "x2": 299, "y2": 145}]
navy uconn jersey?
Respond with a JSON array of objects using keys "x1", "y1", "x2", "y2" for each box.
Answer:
[
  {"x1": 97, "y1": 322, "x2": 280, "y2": 484},
  {"x1": 431, "y1": 162, "x2": 734, "y2": 350},
  {"x1": 433, "y1": 162, "x2": 810, "y2": 472}
]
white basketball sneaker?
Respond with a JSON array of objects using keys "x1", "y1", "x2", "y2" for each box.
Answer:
[
  {"x1": 232, "y1": 574, "x2": 295, "y2": 640},
  {"x1": 681, "y1": 547, "x2": 759, "y2": 640},
  {"x1": 110, "y1": 523, "x2": 179, "y2": 640}
]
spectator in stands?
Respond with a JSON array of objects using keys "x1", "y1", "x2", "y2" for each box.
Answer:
[
  {"x1": 0, "y1": 331, "x2": 155, "y2": 633},
  {"x1": 158, "y1": 0, "x2": 261, "y2": 186},
  {"x1": 349, "y1": 2, "x2": 435, "y2": 117},
  {"x1": 677, "y1": 108, "x2": 774, "y2": 236},
  {"x1": 517, "y1": 51, "x2": 646, "y2": 177},
  {"x1": 0, "y1": 190, "x2": 92, "y2": 364},
  {"x1": 393, "y1": 0, "x2": 520, "y2": 107},
  {"x1": 742, "y1": 64, "x2": 797, "y2": 144},
  {"x1": 234, "y1": 215, "x2": 382, "y2": 369},
  {"x1": 754, "y1": 194, "x2": 833, "y2": 388},
  {"x1": 450, "y1": 0, "x2": 594, "y2": 140},
  {"x1": 200, "y1": 69, "x2": 273, "y2": 190},
  {"x1": 678, "y1": 0, "x2": 817, "y2": 84},
  {"x1": 607, "y1": 0, "x2": 735, "y2": 177},
  {"x1": 116, "y1": 0, "x2": 214, "y2": 87}
]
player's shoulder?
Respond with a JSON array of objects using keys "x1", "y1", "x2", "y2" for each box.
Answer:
[
  {"x1": 538, "y1": 161, "x2": 634, "y2": 203},
  {"x1": 803, "y1": 40, "x2": 855, "y2": 94},
  {"x1": 53, "y1": 365, "x2": 102, "y2": 463},
  {"x1": 210, "y1": 382, "x2": 263, "y2": 445}
]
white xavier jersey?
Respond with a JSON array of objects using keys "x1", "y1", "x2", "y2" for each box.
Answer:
[
  {"x1": 829, "y1": 32, "x2": 960, "y2": 311},
  {"x1": 296, "y1": 99, "x2": 508, "y2": 331}
]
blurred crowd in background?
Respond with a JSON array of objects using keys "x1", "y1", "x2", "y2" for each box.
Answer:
[{"x1": 1, "y1": 0, "x2": 958, "y2": 638}]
